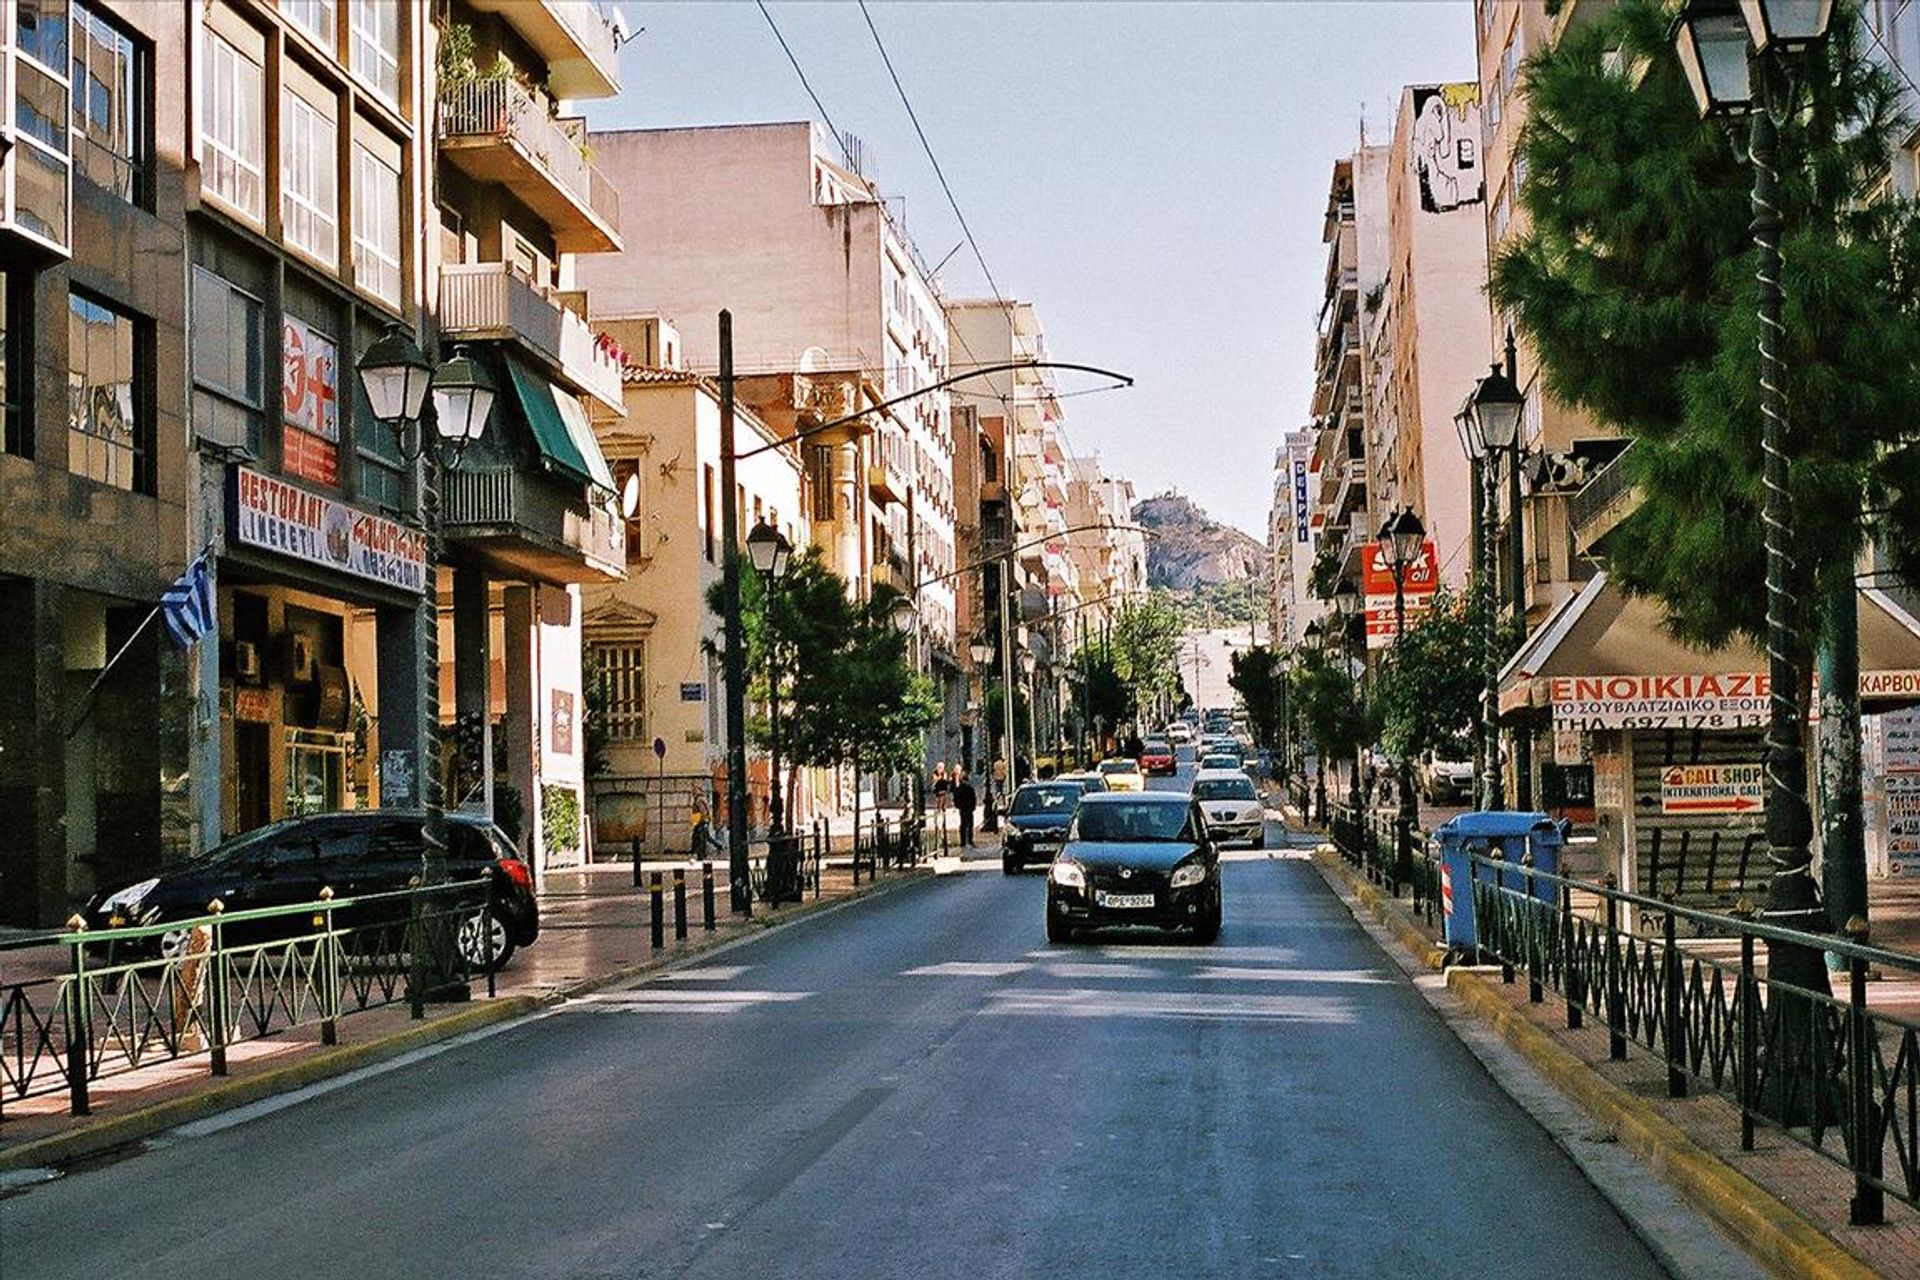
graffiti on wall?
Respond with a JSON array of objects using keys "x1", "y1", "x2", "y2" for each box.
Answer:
[{"x1": 1410, "y1": 83, "x2": 1483, "y2": 214}]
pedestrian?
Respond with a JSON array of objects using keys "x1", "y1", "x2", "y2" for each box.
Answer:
[{"x1": 953, "y1": 770, "x2": 978, "y2": 849}]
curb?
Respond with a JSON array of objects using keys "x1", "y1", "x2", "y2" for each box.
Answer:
[
  {"x1": 0, "y1": 866, "x2": 935, "y2": 1176},
  {"x1": 1311, "y1": 849, "x2": 1880, "y2": 1280}
]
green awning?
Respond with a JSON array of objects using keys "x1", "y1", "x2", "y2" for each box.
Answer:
[{"x1": 504, "y1": 354, "x2": 613, "y2": 491}]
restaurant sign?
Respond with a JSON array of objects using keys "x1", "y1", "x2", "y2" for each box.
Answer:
[
  {"x1": 1549, "y1": 674, "x2": 1769, "y2": 731},
  {"x1": 229, "y1": 465, "x2": 427, "y2": 593}
]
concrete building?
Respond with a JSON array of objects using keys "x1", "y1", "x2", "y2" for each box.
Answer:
[
  {"x1": 582, "y1": 122, "x2": 965, "y2": 808},
  {"x1": 0, "y1": 0, "x2": 195, "y2": 925},
  {"x1": 1267, "y1": 430, "x2": 1320, "y2": 651}
]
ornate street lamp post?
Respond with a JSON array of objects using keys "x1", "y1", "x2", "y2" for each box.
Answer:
[
  {"x1": 1672, "y1": 0, "x2": 1841, "y2": 1147},
  {"x1": 969, "y1": 637, "x2": 998, "y2": 830},
  {"x1": 356, "y1": 324, "x2": 495, "y2": 996},
  {"x1": 1454, "y1": 399, "x2": 1492, "y2": 810},
  {"x1": 1378, "y1": 505, "x2": 1426, "y2": 890},
  {"x1": 746, "y1": 521, "x2": 793, "y2": 837},
  {"x1": 1331, "y1": 576, "x2": 1362, "y2": 814},
  {"x1": 1467, "y1": 342, "x2": 1527, "y2": 810},
  {"x1": 1303, "y1": 617, "x2": 1329, "y2": 823}
]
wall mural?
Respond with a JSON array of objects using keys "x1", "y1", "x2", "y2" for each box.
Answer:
[{"x1": 1410, "y1": 83, "x2": 1484, "y2": 214}]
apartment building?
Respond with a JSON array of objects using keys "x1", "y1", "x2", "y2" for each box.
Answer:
[
  {"x1": 0, "y1": 0, "x2": 194, "y2": 925},
  {"x1": 582, "y1": 122, "x2": 966, "y2": 801}
]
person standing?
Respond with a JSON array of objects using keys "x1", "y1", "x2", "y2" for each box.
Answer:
[{"x1": 953, "y1": 770, "x2": 978, "y2": 849}]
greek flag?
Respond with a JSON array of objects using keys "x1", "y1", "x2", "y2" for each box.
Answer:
[{"x1": 160, "y1": 552, "x2": 215, "y2": 649}]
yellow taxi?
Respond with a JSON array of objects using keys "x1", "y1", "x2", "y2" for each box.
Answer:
[{"x1": 1096, "y1": 758, "x2": 1146, "y2": 793}]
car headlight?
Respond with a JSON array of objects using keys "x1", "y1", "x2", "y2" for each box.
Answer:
[
  {"x1": 1170, "y1": 862, "x2": 1207, "y2": 890},
  {"x1": 1050, "y1": 861, "x2": 1086, "y2": 890},
  {"x1": 100, "y1": 877, "x2": 160, "y2": 913}
]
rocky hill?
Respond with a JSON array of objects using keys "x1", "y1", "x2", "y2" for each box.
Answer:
[{"x1": 1133, "y1": 492, "x2": 1266, "y2": 591}]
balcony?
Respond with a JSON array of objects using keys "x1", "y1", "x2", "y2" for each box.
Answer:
[
  {"x1": 439, "y1": 264, "x2": 623, "y2": 413},
  {"x1": 465, "y1": 1, "x2": 621, "y2": 100},
  {"x1": 1569, "y1": 445, "x2": 1640, "y2": 556},
  {"x1": 439, "y1": 78, "x2": 621, "y2": 253},
  {"x1": 867, "y1": 460, "x2": 905, "y2": 507},
  {"x1": 442, "y1": 466, "x2": 624, "y2": 583}
]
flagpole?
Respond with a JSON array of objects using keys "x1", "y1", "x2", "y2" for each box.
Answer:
[{"x1": 65, "y1": 603, "x2": 162, "y2": 741}]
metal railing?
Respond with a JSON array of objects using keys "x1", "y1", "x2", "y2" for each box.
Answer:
[
  {"x1": 438, "y1": 264, "x2": 624, "y2": 409},
  {"x1": 442, "y1": 465, "x2": 625, "y2": 568},
  {"x1": 438, "y1": 78, "x2": 620, "y2": 230},
  {"x1": 1331, "y1": 801, "x2": 1441, "y2": 927},
  {"x1": 1470, "y1": 853, "x2": 1920, "y2": 1223},
  {"x1": 1568, "y1": 444, "x2": 1639, "y2": 549},
  {"x1": 1, "y1": 881, "x2": 492, "y2": 1121}
]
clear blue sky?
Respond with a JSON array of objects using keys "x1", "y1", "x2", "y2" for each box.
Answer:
[{"x1": 587, "y1": 2, "x2": 1475, "y2": 537}]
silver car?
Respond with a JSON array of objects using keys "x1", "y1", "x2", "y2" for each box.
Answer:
[{"x1": 1192, "y1": 769, "x2": 1265, "y2": 849}]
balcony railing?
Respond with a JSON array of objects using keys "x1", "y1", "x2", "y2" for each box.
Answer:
[
  {"x1": 467, "y1": 1, "x2": 621, "y2": 100},
  {"x1": 443, "y1": 465, "x2": 623, "y2": 580},
  {"x1": 439, "y1": 78, "x2": 620, "y2": 251},
  {"x1": 439, "y1": 264, "x2": 623, "y2": 412},
  {"x1": 1568, "y1": 445, "x2": 1640, "y2": 554}
]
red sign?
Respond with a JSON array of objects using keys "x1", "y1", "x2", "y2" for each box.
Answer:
[
  {"x1": 1363, "y1": 539, "x2": 1439, "y2": 649},
  {"x1": 282, "y1": 316, "x2": 339, "y2": 487}
]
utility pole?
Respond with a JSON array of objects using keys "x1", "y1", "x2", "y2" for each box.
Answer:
[{"x1": 718, "y1": 311, "x2": 751, "y2": 915}]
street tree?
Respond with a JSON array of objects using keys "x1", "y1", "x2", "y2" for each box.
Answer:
[
  {"x1": 1371, "y1": 587, "x2": 1483, "y2": 769},
  {"x1": 1290, "y1": 645, "x2": 1369, "y2": 805},
  {"x1": 1227, "y1": 646, "x2": 1285, "y2": 750},
  {"x1": 1110, "y1": 595, "x2": 1184, "y2": 723}
]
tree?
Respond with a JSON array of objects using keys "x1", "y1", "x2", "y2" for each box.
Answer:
[
  {"x1": 1227, "y1": 646, "x2": 1285, "y2": 750},
  {"x1": 1291, "y1": 647, "x2": 1368, "y2": 789},
  {"x1": 1371, "y1": 588, "x2": 1484, "y2": 764},
  {"x1": 1070, "y1": 644, "x2": 1128, "y2": 752},
  {"x1": 1110, "y1": 595, "x2": 1184, "y2": 721}
]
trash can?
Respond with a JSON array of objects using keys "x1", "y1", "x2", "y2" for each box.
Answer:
[
  {"x1": 763, "y1": 833, "x2": 805, "y2": 904},
  {"x1": 1433, "y1": 811, "x2": 1565, "y2": 950}
]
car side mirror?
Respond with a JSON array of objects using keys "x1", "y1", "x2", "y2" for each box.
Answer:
[{"x1": 255, "y1": 854, "x2": 280, "y2": 874}]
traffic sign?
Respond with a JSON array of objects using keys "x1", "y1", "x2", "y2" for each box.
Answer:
[{"x1": 1659, "y1": 763, "x2": 1763, "y2": 815}]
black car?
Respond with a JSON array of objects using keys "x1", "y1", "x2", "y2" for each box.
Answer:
[
  {"x1": 84, "y1": 809, "x2": 539, "y2": 973},
  {"x1": 1002, "y1": 781, "x2": 1085, "y2": 875},
  {"x1": 1045, "y1": 792, "x2": 1221, "y2": 944}
]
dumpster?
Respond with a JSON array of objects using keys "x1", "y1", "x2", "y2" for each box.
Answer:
[{"x1": 1433, "y1": 811, "x2": 1565, "y2": 950}]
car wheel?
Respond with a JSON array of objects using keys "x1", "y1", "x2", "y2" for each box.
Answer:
[
  {"x1": 1193, "y1": 896, "x2": 1222, "y2": 945},
  {"x1": 1046, "y1": 910, "x2": 1075, "y2": 944},
  {"x1": 457, "y1": 908, "x2": 516, "y2": 974},
  {"x1": 1251, "y1": 828, "x2": 1266, "y2": 850},
  {"x1": 1002, "y1": 854, "x2": 1019, "y2": 876}
]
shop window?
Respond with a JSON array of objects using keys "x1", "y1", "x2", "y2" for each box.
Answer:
[
  {"x1": 281, "y1": 89, "x2": 338, "y2": 266},
  {"x1": 351, "y1": 143, "x2": 401, "y2": 307},
  {"x1": 346, "y1": 0, "x2": 398, "y2": 106},
  {"x1": 66, "y1": 290, "x2": 152, "y2": 494},
  {"x1": 591, "y1": 641, "x2": 646, "y2": 741},
  {"x1": 71, "y1": 2, "x2": 149, "y2": 206},
  {"x1": 191, "y1": 266, "x2": 265, "y2": 455},
  {"x1": 203, "y1": 29, "x2": 264, "y2": 222},
  {"x1": 281, "y1": 314, "x2": 339, "y2": 486}
]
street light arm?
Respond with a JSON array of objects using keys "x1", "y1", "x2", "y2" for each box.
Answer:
[{"x1": 733, "y1": 361, "x2": 1134, "y2": 460}]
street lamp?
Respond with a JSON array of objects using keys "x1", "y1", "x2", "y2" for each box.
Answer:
[
  {"x1": 1468, "y1": 335, "x2": 1530, "y2": 809},
  {"x1": 1672, "y1": 0, "x2": 1839, "y2": 1103},
  {"x1": 1378, "y1": 506, "x2": 1426, "y2": 891},
  {"x1": 1331, "y1": 576, "x2": 1363, "y2": 814},
  {"x1": 356, "y1": 323, "x2": 496, "y2": 999},
  {"x1": 746, "y1": 521, "x2": 793, "y2": 837},
  {"x1": 1302, "y1": 617, "x2": 1328, "y2": 822},
  {"x1": 1455, "y1": 398, "x2": 1493, "y2": 811}
]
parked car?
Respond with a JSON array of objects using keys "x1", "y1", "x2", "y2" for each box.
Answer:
[
  {"x1": 83, "y1": 810, "x2": 539, "y2": 974},
  {"x1": 1139, "y1": 738, "x2": 1177, "y2": 775},
  {"x1": 1167, "y1": 722, "x2": 1195, "y2": 745},
  {"x1": 1096, "y1": 758, "x2": 1146, "y2": 793},
  {"x1": 1192, "y1": 769, "x2": 1265, "y2": 848},
  {"x1": 1055, "y1": 772, "x2": 1109, "y2": 795},
  {"x1": 1045, "y1": 792, "x2": 1221, "y2": 943},
  {"x1": 1003, "y1": 781, "x2": 1085, "y2": 875},
  {"x1": 1419, "y1": 750, "x2": 1476, "y2": 804}
]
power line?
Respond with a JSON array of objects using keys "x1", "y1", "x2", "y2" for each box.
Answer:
[{"x1": 755, "y1": 1, "x2": 853, "y2": 169}]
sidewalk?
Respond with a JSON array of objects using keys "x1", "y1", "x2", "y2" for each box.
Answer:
[
  {"x1": 1309, "y1": 832, "x2": 1919, "y2": 1280},
  {"x1": 0, "y1": 843, "x2": 958, "y2": 1173}
]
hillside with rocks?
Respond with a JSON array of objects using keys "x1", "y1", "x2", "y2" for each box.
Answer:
[{"x1": 1133, "y1": 491, "x2": 1266, "y2": 591}]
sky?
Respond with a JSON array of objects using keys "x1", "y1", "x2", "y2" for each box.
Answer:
[{"x1": 585, "y1": 2, "x2": 1476, "y2": 538}]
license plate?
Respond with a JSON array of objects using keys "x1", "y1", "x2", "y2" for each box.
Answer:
[{"x1": 1097, "y1": 892, "x2": 1155, "y2": 909}]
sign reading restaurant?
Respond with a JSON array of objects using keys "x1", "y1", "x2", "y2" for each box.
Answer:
[
  {"x1": 229, "y1": 466, "x2": 427, "y2": 593},
  {"x1": 1550, "y1": 670, "x2": 1920, "y2": 730}
]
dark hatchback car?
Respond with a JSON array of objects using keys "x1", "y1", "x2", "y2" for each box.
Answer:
[
  {"x1": 84, "y1": 809, "x2": 539, "y2": 973},
  {"x1": 1045, "y1": 792, "x2": 1221, "y2": 944},
  {"x1": 1002, "y1": 781, "x2": 1085, "y2": 875}
]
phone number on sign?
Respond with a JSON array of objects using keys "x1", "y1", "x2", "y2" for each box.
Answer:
[{"x1": 1555, "y1": 712, "x2": 1768, "y2": 732}]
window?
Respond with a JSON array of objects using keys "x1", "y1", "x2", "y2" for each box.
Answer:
[
  {"x1": 281, "y1": 314, "x2": 339, "y2": 486},
  {"x1": 352, "y1": 143, "x2": 401, "y2": 306},
  {"x1": 203, "y1": 31, "x2": 264, "y2": 220},
  {"x1": 67, "y1": 292, "x2": 152, "y2": 494},
  {"x1": 191, "y1": 266, "x2": 265, "y2": 454},
  {"x1": 281, "y1": 90, "x2": 338, "y2": 265},
  {"x1": 1, "y1": 273, "x2": 25, "y2": 459},
  {"x1": 14, "y1": 0, "x2": 72, "y2": 248},
  {"x1": 280, "y1": 0, "x2": 334, "y2": 45},
  {"x1": 611, "y1": 457, "x2": 647, "y2": 562},
  {"x1": 592, "y1": 642, "x2": 646, "y2": 741},
  {"x1": 355, "y1": 324, "x2": 407, "y2": 514},
  {"x1": 70, "y1": 3, "x2": 146, "y2": 205},
  {"x1": 347, "y1": 0, "x2": 398, "y2": 105}
]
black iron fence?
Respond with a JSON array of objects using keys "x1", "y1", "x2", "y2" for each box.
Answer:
[
  {"x1": 1, "y1": 880, "x2": 491, "y2": 1122},
  {"x1": 1330, "y1": 802, "x2": 1441, "y2": 927},
  {"x1": 1469, "y1": 852, "x2": 1920, "y2": 1224}
]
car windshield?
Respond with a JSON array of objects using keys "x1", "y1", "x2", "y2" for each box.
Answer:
[
  {"x1": 1144, "y1": 740, "x2": 1170, "y2": 754},
  {"x1": 1073, "y1": 801, "x2": 1193, "y2": 843},
  {"x1": 1194, "y1": 778, "x2": 1257, "y2": 801},
  {"x1": 1098, "y1": 760, "x2": 1139, "y2": 776},
  {"x1": 1201, "y1": 756, "x2": 1238, "y2": 770},
  {"x1": 1011, "y1": 784, "x2": 1080, "y2": 816}
]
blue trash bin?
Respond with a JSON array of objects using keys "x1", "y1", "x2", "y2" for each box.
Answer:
[{"x1": 1433, "y1": 811, "x2": 1565, "y2": 950}]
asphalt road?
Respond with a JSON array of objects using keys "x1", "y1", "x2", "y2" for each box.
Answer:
[{"x1": 0, "y1": 756, "x2": 1667, "y2": 1279}]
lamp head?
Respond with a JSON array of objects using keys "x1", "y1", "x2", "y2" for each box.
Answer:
[
  {"x1": 1672, "y1": 0, "x2": 1757, "y2": 118},
  {"x1": 429, "y1": 346, "x2": 495, "y2": 447},
  {"x1": 1469, "y1": 362, "x2": 1525, "y2": 453},
  {"x1": 356, "y1": 323, "x2": 433, "y2": 426}
]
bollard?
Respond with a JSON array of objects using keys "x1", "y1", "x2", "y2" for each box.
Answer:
[
  {"x1": 632, "y1": 834, "x2": 644, "y2": 888},
  {"x1": 1562, "y1": 885, "x2": 1583, "y2": 1031},
  {"x1": 206, "y1": 899, "x2": 229, "y2": 1076},
  {"x1": 674, "y1": 868, "x2": 688, "y2": 942},
  {"x1": 702, "y1": 861, "x2": 716, "y2": 931},
  {"x1": 1663, "y1": 901, "x2": 1687, "y2": 1099},
  {"x1": 1738, "y1": 921, "x2": 1758, "y2": 1150},
  {"x1": 1522, "y1": 854, "x2": 1543, "y2": 1005},
  {"x1": 650, "y1": 872, "x2": 665, "y2": 950},
  {"x1": 1604, "y1": 877, "x2": 1627, "y2": 1062},
  {"x1": 63, "y1": 916, "x2": 92, "y2": 1117},
  {"x1": 1845, "y1": 916, "x2": 1885, "y2": 1226},
  {"x1": 317, "y1": 886, "x2": 340, "y2": 1046}
]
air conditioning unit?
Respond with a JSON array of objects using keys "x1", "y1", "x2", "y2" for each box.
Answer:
[
  {"x1": 275, "y1": 632, "x2": 315, "y2": 685},
  {"x1": 233, "y1": 640, "x2": 263, "y2": 684}
]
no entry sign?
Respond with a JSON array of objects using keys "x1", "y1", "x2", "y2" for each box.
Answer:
[{"x1": 1659, "y1": 763, "x2": 1764, "y2": 815}]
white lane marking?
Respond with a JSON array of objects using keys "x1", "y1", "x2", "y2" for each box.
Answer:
[
  {"x1": 563, "y1": 989, "x2": 813, "y2": 1015},
  {"x1": 983, "y1": 988, "x2": 1355, "y2": 1024},
  {"x1": 657, "y1": 965, "x2": 755, "y2": 982},
  {"x1": 901, "y1": 961, "x2": 1030, "y2": 977},
  {"x1": 1040, "y1": 962, "x2": 1161, "y2": 979},
  {"x1": 1193, "y1": 966, "x2": 1394, "y2": 984}
]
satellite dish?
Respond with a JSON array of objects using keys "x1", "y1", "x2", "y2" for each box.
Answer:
[
  {"x1": 798, "y1": 346, "x2": 831, "y2": 374},
  {"x1": 620, "y1": 472, "x2": 641, "y2": 518}
]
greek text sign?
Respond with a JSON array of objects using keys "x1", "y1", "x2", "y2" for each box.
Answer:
[
  {"x1": 1550, "y1": 674, "x2": 1770, "y2": 731},
  {"x1": 1659, "y1": 763, "x2": 1764, "y2": 815},
  {"x1": 229, "y1": 466, "x2": 427, "y2": 592},
  {"x1": 1363, "y1": 539, "x2": 1439, "y2": 649}
]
